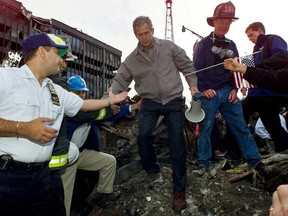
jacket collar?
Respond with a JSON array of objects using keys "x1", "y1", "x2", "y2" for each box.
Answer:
[{"x1": 133, "y1": 37, "x2": 161, "y2": 56}]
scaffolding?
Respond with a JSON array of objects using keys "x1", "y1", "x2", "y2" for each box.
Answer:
[{"x1": 165, "y1": 0, "x2": 174, "y2": 42}]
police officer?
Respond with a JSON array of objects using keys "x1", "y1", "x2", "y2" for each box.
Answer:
[{"x1": 0, "y1": 33, "x2": 127, "y2": 216}]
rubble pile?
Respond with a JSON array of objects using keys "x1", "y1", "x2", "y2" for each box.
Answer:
[{"x1": 71, "y1": 111, "x2": 283, "y2": 216}]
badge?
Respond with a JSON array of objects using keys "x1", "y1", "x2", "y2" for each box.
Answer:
[{"x1": 47, "y1": 82, "x2": 60, "y2": 106}]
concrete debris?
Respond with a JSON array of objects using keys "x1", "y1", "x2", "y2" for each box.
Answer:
[{"x1": 70, "y1": 106, "x2": 280, "y2": 216}]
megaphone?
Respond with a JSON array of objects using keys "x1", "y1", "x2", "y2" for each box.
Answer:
[{"x1": 185, "y1": 92, "x2": 205, "y2": 123}]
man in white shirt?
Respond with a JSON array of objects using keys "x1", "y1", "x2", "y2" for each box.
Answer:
[
  {"x1": 0, "y1": 33, "x2": 127, "y2": 216},
  {"x1": 255, "y1": 114, "x2": 287, "y2": 149},
  {"x1": 256, "y1": 114, "x2": 287, "y2": 139}
]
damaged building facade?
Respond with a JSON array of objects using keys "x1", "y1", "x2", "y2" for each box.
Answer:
[{"x1": 0, "y1": 0, "x2": 122, "y2": 99}]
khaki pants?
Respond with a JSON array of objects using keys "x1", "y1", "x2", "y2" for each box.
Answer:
[{"x1": 61, "y1": 149, "x2": 116, "y2": 216}]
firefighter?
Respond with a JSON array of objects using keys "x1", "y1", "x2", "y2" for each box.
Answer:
[
  {"x1": 61, "y1": 75, "x2": 142, "y2": 215},
  {"x1": 46, "y1": 35, "x2": 127, "y2": 216}
]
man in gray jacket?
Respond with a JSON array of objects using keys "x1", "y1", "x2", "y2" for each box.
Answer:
[{"x1": 110, "y1": 15, "x2": 198, "y2": 212}]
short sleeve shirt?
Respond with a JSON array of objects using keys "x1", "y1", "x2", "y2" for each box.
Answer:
[{"x1": 0, "y1": 65, "x2": 83, "y2": 162}]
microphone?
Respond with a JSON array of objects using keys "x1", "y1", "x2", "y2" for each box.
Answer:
[
  {"x1": 181, "y1": 25, "x2": 203, "y2": 39},
  {"x1": 182, "y1": 25, "x2": 186, "y2": 32}
]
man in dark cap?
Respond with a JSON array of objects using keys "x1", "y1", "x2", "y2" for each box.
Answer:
[
  {"x1": 0, "y1": 33, "x2": 127, "y2": 216},
  {"x1": 192, "y1": 1, "x2": 263, "y2": 176}
]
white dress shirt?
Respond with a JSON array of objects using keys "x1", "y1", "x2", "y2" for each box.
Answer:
[{"x1": 255, "y1": 114, "x2": 287, "y2": 139}]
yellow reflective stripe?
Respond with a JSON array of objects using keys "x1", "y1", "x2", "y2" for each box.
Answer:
[
  {"x1": 95, "y1": 108, "x2": 107, "y2": 120},
  {"x1": 49, "y1": 154, "x2": 68, "y2": 168}
]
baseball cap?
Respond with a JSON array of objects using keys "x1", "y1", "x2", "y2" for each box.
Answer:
[
  {"x1": 56, "y1": 34, "x2": 78, "y2": 61},
  {"x1": 64, "y1": 52, "x2": 78, "y2": 61},
  {"x1": 20, "y1": 33, "x2": 68, "y2": 57}
]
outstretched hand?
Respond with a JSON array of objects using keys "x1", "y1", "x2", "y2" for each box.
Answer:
[
  {"x1": 108, "y1": 88, "x2": 128, "y2": 105},
  {"x1": 224, "y1": 58, "x2": 246, "y2": 73},
  {"x1": 111, "y1": 104, "x2": 121, "y2": 115}
]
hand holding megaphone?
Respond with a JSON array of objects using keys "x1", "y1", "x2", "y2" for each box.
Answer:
[{"x1": 185, "y1": 91, "x2": 205, "y2": 123}]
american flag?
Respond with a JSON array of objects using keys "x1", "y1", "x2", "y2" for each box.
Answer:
[{"x1": 232, "y1": 55, "x2": 255, "y2": 88}]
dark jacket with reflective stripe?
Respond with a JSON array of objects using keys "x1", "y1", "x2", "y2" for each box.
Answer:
[
  {"x1": 66, "y1": 105, "x2": 130, "y2": 151},
  {"x1": 48, "y1": 75, "x2": 113, "y2": 169}
]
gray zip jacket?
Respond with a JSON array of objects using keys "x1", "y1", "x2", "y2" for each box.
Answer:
[{"x1": 112, "y1": 37, "x2": 197, "y2": 105}]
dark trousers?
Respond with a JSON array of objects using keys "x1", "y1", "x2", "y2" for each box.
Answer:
[
  {"x1": 0, "y1": 166, "x2": 54, "y2": 216},
  {"x1": 137, "y1": 97, "x2": 187, "y2": 192},
  {"x1": 242, "y1": 96, "x2": 288, "y2": 152},
  {"x1": 50, "y1": 170, "x2": 66, "y2": 216}
]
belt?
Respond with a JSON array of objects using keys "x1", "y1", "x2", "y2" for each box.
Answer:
[{"x1": 10, "y1": 160, "x2": 50, "y2": 171}]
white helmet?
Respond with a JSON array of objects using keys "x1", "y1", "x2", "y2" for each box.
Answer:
[{"x1": 68, "y1": 142, "x2": 79, "y2": 165}]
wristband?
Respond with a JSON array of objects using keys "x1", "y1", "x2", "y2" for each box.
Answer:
[{"x1": 16, "y1": 121, "x2": 20, "y2": 139}]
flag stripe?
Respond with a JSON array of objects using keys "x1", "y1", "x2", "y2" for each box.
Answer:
[{"x1": 232, "y1": 55, "x2": 255, "y2": 89}]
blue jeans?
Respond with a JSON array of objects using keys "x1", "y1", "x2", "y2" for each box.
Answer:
[
  {"x1": 138, "y1": 97, "x2": 187, "y2": 192},
  {"x1": 197, "y1": 86, "x2": 261, "y2": 169}
]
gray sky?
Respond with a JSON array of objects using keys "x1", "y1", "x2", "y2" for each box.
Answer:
[{"x1": 19, "y1": 0, "x2": 288, "y2": 102}]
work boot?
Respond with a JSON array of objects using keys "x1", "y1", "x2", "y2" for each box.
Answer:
[
  {"x1": 255, "y1": 162, "x2": 280, "y2": 176},
  {"x1": 172, "y1": 192, "x2": 187, "y2": 212},
  {"x1": 86, "y1": 191, "x2": 121, "y2": 207},
  {"x1": 254, "y1": 162, "x2": 266, "y2": 175}
]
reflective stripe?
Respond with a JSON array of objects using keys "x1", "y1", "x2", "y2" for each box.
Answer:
[
  {"x1": 95, "y1": 108, "x2": 107, "y2": 120},
  {"x1": 49, "y1": 154, "x2": 68, "y2": 168}
]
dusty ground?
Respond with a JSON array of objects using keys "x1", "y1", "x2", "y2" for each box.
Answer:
[
  {"x1": 73, "y1": 156, "x2": 272, "y2": 216},
  {"x1": 71, "y1": 113, "x2": 274, "y2": 216},
  {"x1": 115, "y1": 162, "x2": 272, "y2": 216}
]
